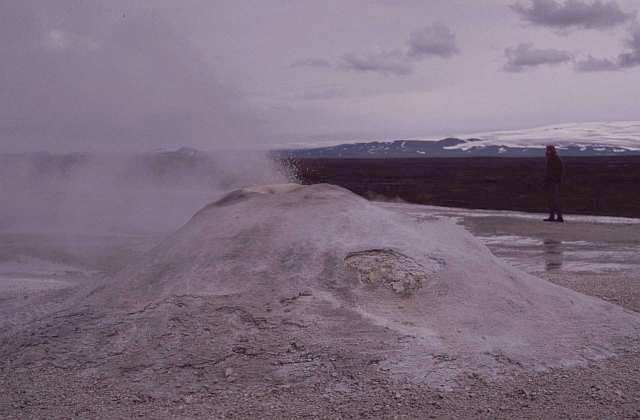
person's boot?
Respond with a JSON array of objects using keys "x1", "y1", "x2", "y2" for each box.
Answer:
[
  {"x1": 556, "y1": 215, "x2": 564, "y2": 223},
  {"x1": 543, "y1": 214, "x2": 556, "y2": 222}
]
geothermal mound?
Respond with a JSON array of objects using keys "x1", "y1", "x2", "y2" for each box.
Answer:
[{"x1": 2, "y1": 183, "x2": 639, "y2": 392}]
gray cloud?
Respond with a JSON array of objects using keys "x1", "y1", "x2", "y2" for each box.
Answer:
[
  {"x1": 626, "y1": 25, "x2": 640, "y2": 49},
  {"x1": 407, "y1": 23, "x2": 459, "y2": 58},
  {"x1": 338, "y1": 49, "x2": 413, "y2": 76},
  {"x1": 575, "y1": 25, "x2": 640, "y2": 71},
  {"x1": 511, "y1": 0, "x2": 635, "y2": 31},
  {"x1": 618, "y1": 50, "x2": 640, "y2": 67},
  {"x1": 618, "y1": 25, "x2": 640, "y2": 67},
  {"x1": 296, "y1": 87, "x2": 348, "y2": 101},
  {"x1": 292, "y1": 23, "x2": 459, "y2": 77},
  {"x1": 504, "y1": 43, "x2": 573, "y2": 72},
  {"x1": 290, "y1": 58, "x2": 333, "y2": 69},
  {"x1": 574, "y1": 55, "x2": 620, "y2": 71}
]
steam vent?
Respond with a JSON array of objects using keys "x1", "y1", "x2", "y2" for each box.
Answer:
[{"x1": 2, "y1": 184, "x2": 639, "y2": 399}]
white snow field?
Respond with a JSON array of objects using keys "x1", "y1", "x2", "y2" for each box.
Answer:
[
  {"x1": 2, "y1": 183, "x2": 639, "y2": 392},
  {"x1": 454, "y1": 120, "x2": 640, "y2": 151}
]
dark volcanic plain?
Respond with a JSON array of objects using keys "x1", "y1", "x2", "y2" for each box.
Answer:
[{"x1": 286, "y1": 156, "x2": 640, "y2": 218}]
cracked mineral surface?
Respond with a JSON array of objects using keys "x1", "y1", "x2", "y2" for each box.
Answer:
[{"x1": 345, "y1": 249, "x2": 432, "y2": 296}]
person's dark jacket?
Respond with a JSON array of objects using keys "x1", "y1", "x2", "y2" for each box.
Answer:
[{"x1": 545, "y1": 155, "x2": 563, "y2": 185}]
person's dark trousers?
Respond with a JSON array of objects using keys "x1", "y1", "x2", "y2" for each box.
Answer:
[{"x1": 546, "y1": 182, "x2": 563, "y2": 221}]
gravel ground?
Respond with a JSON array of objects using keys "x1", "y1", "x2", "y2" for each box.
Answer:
[
  {"x1": 2, "y1": 344, "x2": 640, "y2": 419},
  {"x1": 543, "y1": 272, "x2": 640, "y2": 314}
]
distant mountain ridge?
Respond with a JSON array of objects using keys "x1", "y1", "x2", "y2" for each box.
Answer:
[
  {"x1": 272, "y1": 138, "x2": 640, "y2": 158},
  {"x1": 274, "y1": 121, "x2": 640, "y2": 158}
]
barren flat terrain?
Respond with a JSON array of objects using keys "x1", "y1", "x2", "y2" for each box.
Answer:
[{"x1": 288, "y1": 156, "x2": 640, "y2": 218}]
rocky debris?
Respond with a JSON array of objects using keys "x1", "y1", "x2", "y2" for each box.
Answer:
[
  {"x1": 4, "y1": 351, "x2": 640, "y2": 419},
  {"x1": 345, "y1": 249, "x2": 427, "y2": 296}
]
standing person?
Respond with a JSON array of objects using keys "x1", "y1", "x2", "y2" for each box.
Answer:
[{"x1": 544, "y1": 145, "x2": 564, "y2": 222}]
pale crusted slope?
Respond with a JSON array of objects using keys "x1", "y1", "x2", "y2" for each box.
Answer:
[{"x1": 2, "y1": 183, "x2": 639, "y2": 390}]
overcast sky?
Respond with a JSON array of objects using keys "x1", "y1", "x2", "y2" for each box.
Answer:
[{"x1": 1, "y1": 0, "x2": 640, "y2": 152}]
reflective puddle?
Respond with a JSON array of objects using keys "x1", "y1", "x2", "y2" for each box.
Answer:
[
  {"x1": 477, "y1": 235, "x2": 640, "y2": 274},
  {"x1": 379, "y1": 202, "x2": 640, "y2": 276}
]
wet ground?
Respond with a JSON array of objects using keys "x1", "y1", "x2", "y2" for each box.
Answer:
[{"x1": 380, "y1": 202, "x2": 640, "y2": 279}]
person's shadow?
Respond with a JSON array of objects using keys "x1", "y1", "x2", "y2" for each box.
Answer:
[{"x1": 542, "y1": 239, "x2": 563, "y2": 271}]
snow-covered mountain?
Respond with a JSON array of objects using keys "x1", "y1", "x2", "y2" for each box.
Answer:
[
  {"x1": 275, "y1": 121, "x2": 640, "y2": 158},
  {"x1": 455, "y1": 121, "x2": 640, "y2": 152}
]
